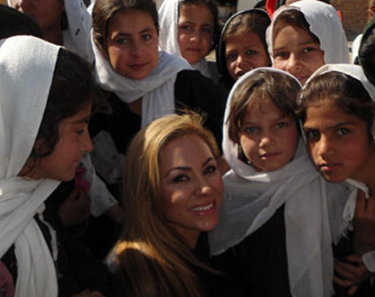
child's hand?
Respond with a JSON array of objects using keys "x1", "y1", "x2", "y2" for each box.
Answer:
[
  {"x1": 353, "y1": 190, "x2": 375, "y2": 255},
  {"x1": 59, "y1": 186, "x2": 91, "y2": 227},
  {"x1": 334, "y1": 255, "x2": 371, "y2": 295}
]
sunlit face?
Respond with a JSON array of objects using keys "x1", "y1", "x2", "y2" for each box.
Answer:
[
  {"x1": 11, "y1": 0, "x2": 64, "y2": 32},
  {"x1": 272, "y1": 20, "x2": 324, "y2": 85},
  {"x1": 239, "y1": 98, "x2": 299, "y2": 172},
  {"x1": 225, "y1": 31, "x2": 270, "y2": 81},
  {"x1": 24, "y1": 103, "x2": 93, "y2": 181},
  {"x1": 177, "y1": 3, "x2": 214, "y2": 65},
  {"x1": 104, "y1": 9, "x2": 159, "y2": 80},
  {"x1": 303, "y1": 101, "x2": 375, "y2": 183},
  {"x1": 159, "y1": 134, "x2": 223, "y2": 248}
]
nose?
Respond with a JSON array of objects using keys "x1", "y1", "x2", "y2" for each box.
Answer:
[
  {"x1": 285, "y1": 53, "x2": 301, "y2": 74},
  {"x1": 130, "y1": 40, "x2": 144, "y2": 57},
  {"x1": 316, "y1": 135, "x2": 334, "y2": 160},
  {"x1": 259, "y1": 132, "x2": 275, "y2": 148},
  {"x1": 237, "y1": 55, "x2": 249, "y2": 70},
  {"x1": 15, "y1": 0, "x2": 31, "y2": 11},
  {"x1": 82, "y1": 131, "x2": 93, "y2": 153},
  {"x1": 190, "y1": 29, "x2": 201, "y2": 43},
  {"x1": 194, "y1": 176, "x2": 213, "y2": 197}
]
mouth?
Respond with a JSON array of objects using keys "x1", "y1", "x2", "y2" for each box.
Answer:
[
  {"x1": 187, "y1": 48, "x2": 201, "y2": 53},
  {"x1": 319, "y1": 162, "x2": 342, "y2": 172},
  {"x1": 190, "y1": 202, "x2": 215, "y2": 214},
  {"x1": 130, "y1": 62, "x2": 148, "y2": 69},
  {"x1": 260, "y1": 152, "x2": 281, "y2": 159},
  {"x1": 235, "y1": 70, "x2": 246, "y2": 78},
  {"x1": 295, "y1": 75, "x2": 309, "y2": 84}
]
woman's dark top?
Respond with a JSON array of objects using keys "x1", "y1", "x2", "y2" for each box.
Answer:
[{"x1": 212, "y1": 204, "x2": 292, "y2": 297}]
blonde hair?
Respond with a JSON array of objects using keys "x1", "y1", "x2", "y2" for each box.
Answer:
[{"x1": 113, "y1": 112, "x2": 220, "y2": 297}]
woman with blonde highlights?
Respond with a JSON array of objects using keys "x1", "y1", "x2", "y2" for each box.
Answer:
[{"x1": 109, "y1": 113, "x2": 226, "y2": 297}]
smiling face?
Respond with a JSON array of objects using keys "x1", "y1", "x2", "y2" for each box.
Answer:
[
  {"x1": 272, "y1": 20, "x2": 324, "y2": 85},
  {"x1": 225, "y1": 31, "x2": 270, "y2": 81},
  {"x1": 303, "y1": 101, "x2": 375, "y2": 183},
  {"x1": 177, "y1": 3, "x2": 215, "y2": 65},
  {"x1": 239, "y1": 98, "x2": 299, "y2": 172},
  {"x1": 104, "y1": 9, "x2": 159, "y2": 80},
  {"x1": 23, "y1": 103, "x2": 93, "y2": 181},
  {"x1": 159, "y1": 134, "x2": 223, "y2": 248}
]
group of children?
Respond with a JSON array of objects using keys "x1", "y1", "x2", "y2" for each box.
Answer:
[{"x1": 1, "y1": 0, "x2": 375, "y2": 296}]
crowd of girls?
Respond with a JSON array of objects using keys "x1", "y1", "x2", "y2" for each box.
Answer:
[{"x1": 2, "y1": 0, "x2": 375, "y2": 296}]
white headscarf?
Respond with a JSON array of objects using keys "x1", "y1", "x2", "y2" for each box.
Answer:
[
  {"x1": 302, "y1": 63, "x2": 375, "y2": 242},
  {"x1": 266, "y1": 0, "x2": 350, "y2": 65},
  {"x1": 63, "y1": 0, "x2": 94, "y2": 63},
  {"x1": 0, "y1": 36, "x2": 61, "y2": 297},
  {"x1": 209, "y1": 67, "x2": 353, "y2": 297},
  {"x1": 92, "y1": 31, "x2": 191, "y2": 127},
  {"x1": 7, "y1": 0, "x2": 93, "y2": 63},
  {"x1": 158, "y1": 0, "x2": 213, "y2": 79}
]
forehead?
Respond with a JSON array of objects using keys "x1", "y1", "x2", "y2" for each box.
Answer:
[
  {"x1": 178, "y1": 3, "x2": 214, "y2": 22},
  {"x1": 108, "y1": 9, "x2": 156, "y2": 33}
]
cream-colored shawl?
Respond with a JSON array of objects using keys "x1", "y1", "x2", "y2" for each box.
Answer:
[
  {"x1": 0, "y1": 36, "x2": 60, "y2": 297},
  {"x1": 209, "y1": 67, "x2": 353, "y2": 297},
  {"x1": 266, "y1": 0, "x2": 350, "y2": 65}
]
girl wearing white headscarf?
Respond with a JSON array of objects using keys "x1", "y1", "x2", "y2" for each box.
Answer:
[
  {"x1": 0, "y1": 35, "x2": 100, "y2": 297},
  {"x1": 8, "y1": 0, "x2": 93, "y2": 62},
  {"x1": 266, "y1": 0, "x2": 350, "y2": 85},
  {"x1": 158, "y1": 0, "x2": 221, "y2": 83},
  {"x1": 209, "y1": 67, "x2": 354, "y2": 297},
  {"x1": 90, "y1": 0, "x2": 227, "y2": 189},
  {"x1": 299, "y1": 64, "x2": 375, "y2": 296}
]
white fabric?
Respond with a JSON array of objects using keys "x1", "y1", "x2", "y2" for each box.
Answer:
[
  {"x1": 266, "y1": 0, "x2": 350, "y2": 66},
  {"x1": 0, "y1": 36, "x2": 60, "y2": 297},
  {"x1": 63, "y1": 0, "x2": 94, "y2": 63},
  {"x1": 208, "y1": 67, "x2": 352, "y2": 297},
  {"x1": 79, "y1": 154, "x2": 118, "y2": 217},
  {"x1": 92, "y1": 31, "x2": 191, "y2": 127},
  {"x1": 303, "y1": 64, "x2": 375, "y2": 272},
  {"x1": 158, "y1": 0, "x2": 214, "y2": 80},
  {"x1": 351, "y1": 34, "x2": 363, "y2": 64}
]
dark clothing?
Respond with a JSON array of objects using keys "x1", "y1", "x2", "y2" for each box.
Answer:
[
  {"x1": 109, "y1": 233, "x2": 244, "y2": 297},
  {"x1": 90, "y1": 69, "x2": 227, "y2": 155},
  {"x1": 333, "y1": 230, "x2": 375, "y2": 297},
  {"x1": 212, "y1": 204, "x2": 292, "y2": 297},
  {"x1": 1, "y1": 195, "x2": 113, "y2": 297}
]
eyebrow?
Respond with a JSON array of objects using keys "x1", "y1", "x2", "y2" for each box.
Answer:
[
  {"x1": 304, "y1": 121, "x2": 357, "y2": 130},
  {"x1": 273, "y1": 39, "x2": 318, "y2": 52},
  {"x1": 68, "y1": 115, "x2": 92, "y2": 125},
  {"x1": 165, "y1": 157, "x2": 214, "y2": 177}
]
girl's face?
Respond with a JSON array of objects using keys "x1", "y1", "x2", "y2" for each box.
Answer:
[
  {"x1": 272, "y1": 20, "x2": 324, "y2": 85},
  {"x1": 11, "y1": 0, "x2": 64, "y2": 32},
  {"x1": 104, "y1": 9, "x2": 159, "y2": 80},
  {"x1": 303, "y1": 101, "x2": 375, "y2": 183},
  {"x1": 177, "y1": 3, "x2": 215, "y2": 65},
  {"x1": 159, "y1": 134, "x2": 223, "y2": 248},
  {"x1": 24, "y1": 103, "x2": 93, "y2": 181},
  {"x1": 225, "y1": 31, "x2": 270, "y2": 81},
  {"x1": 239, "y1": 98, "x2": 299, "y2": 172}
]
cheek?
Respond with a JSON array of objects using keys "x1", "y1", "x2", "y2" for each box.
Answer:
[
  {"x1": 273, "y1": 59, "x2": 286, "y2": 70},
  {"x1": 240, "y1": 136, "x2": 257, "y2": 158}
]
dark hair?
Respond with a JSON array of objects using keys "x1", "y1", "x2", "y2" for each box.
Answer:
[
  {"x1": 298, "y1": 71, "x2": 375, "y2": 141},
  {"x1": 217, "y1": 9, "x2": 271, "y2": 88},
  {"x1": 0, "y1": 4, "x2": 44, "y2": 40},
  {"x1": 179, "y1": 0, "x2": 220, "y2": 48},
  {"x1": 359, "y1": 19, "x2": 375, "y2": 85},
  {"x1": 92, "y1": 0, "x2": 159, "y2": 53},
  {"x1": 273, "y1": 9, "x2": 320, "y2": 45},
  {"x1": 30, "y1": 48, "x2": 102, "y2": 159},
  {"x1": 227, "y1": 69, "x2": 301, "y2": 144}
]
